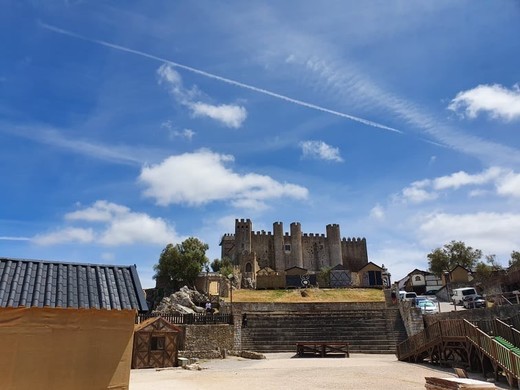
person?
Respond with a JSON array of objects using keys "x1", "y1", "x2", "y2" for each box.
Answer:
[
  {"x1": 391, "y1": 291, "x2": 397, "y2": 305},
  {"x1": 205, "y1": 301, "x2": 212, "y2": 314}
]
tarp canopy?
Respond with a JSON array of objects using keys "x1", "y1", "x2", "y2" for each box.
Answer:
[{"x1": 0, "y1": 307, "x2": 135, "y2": 390}]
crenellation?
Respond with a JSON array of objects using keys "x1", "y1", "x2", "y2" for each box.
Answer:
[{"x1": 222, "y1": 219, "x2": 369, "y2": 275}]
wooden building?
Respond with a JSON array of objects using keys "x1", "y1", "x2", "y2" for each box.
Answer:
[
  {"x1": 0, "y1": 257, "x2": 148, "y2": 390},
  {"x1": 133, "y1": 316, "x2": 181, "y2": 369},
  {"x1": 256, "y1": 267, "x2": 285, "y2": 289}
]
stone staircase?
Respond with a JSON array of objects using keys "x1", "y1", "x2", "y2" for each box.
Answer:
[{"x1": 240, "y1": 307, "x2": 407, "y2": 354}]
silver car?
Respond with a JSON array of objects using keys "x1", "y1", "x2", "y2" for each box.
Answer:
[{"x1": 462, "y1": 295, "x2": 486, "y2": 309}]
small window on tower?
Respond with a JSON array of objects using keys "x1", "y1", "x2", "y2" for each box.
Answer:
[{"x1": 284, "y1": 244, "x2": 291, "y2": 252}]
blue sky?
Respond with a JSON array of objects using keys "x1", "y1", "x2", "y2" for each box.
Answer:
[{"x1": 2, "y1": 1, "x2": 520, "y2": 288}]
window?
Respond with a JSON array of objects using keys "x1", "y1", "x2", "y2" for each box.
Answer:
[
  {"x1": 151, "y1": 336, "x2": 165, "y2": 351},
  {"x1": 415, "y1": 276, "x2": 421, "y2": 282},
  {"x1": 245, "y1": 262, "x2": 252, "y2": 272},
  {"x1": 284, "y1": 244, "x2": 291, "y2": 252}
]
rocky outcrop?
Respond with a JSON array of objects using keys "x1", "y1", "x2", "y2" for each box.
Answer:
[{"x1": 154, "y1": 286, "x2": 207, "y2": 315}]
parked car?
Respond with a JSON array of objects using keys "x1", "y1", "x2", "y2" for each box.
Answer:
[
  {"x1": 424, "y1": 290, "x2": 439, "y2": 296},
  {"x1": 462, "y1": 295, "x2": 486, "y2": 309},
  {"x1": 399, "y1": 291, "x2": 417, "y2": 301},
  {"x1": 414, "y1": 296, "x2": 428, "y2": 306},
  {"x1": 451, "y1": 287, "x2": 478, "y2": 305},
  {"x1": 417, "y1": 299, "x2": 439, "y2": 314}
]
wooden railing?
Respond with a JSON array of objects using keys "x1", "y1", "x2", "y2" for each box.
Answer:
[
  {"x1": 495, "y1": 318, "x2": 520, "y2": 347},
  {"x1": 398, "y1": 319, "x2": 520, "y2": 385},
  {"x1": 136, "y1": 312, "x2": 233, "y2": 325},
  {"x1": 465, "y1": 320, "x2": 520, "y2": 380}
]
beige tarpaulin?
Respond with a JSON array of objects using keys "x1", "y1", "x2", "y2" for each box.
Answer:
[{"x1": 0, "y1": 307, "x2": 135, "y2": 390}]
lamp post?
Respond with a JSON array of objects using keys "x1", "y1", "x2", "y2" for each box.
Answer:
[{"x1": 227, "y1": 274, "x2": 234, "y2": 317}]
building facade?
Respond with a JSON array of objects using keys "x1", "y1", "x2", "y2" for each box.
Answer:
[{"x1": 220, "y1": 219, "x2": 369, "y2": 275}]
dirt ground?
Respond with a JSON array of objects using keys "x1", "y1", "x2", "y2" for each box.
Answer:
[{"x1": 129, "y1": 353, "x2": 508, "y2": 390}]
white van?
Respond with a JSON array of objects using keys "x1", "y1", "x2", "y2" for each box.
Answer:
[
  {"x1": 451, "y1": 287, "x2": 478, "y2": 305},
  {"x1": 399, "y1": 291, "x2": 417, "y2": 301}
]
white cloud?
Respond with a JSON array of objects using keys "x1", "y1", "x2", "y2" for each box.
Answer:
[
  {"x1": 161, "y1": 121, "x2": 196, "y2": 140},
  {"x1": 398, "y1": 167, "x2": 518, "y2": 203},
  {"x1": 173, "y1": 129, "x2": 195, "y2": 140},
  {"x1": 300, "y1": 140, "x2": 344, "y2": 162},
  {"x1": 448, "y1": 84, "x2": 520, "y2": 121},
  {"x1": 66, "y1": 200, "x2": 129, "y2": 222},
  {"x1": 34, "y1": 201, "x2": 181, "y2": 246},
  {"x1": 400, "y1": 180, "x2": 437, "y2": 204},
  {"x1": 369, "y1": 204, "x2": 385, "y2": 220},
  {"x1": 496, "y1": 171, "x2": 520, "y2": 198},
  {"x1": 157, "y1": 64, "x2": 247, "y2": 128},
  {"x1": 418, "y1": 212, "x2": 520, "y2": 257},
  {"x1": 432, "y1": 167, "x2": 503, "y2": 190},
  {"x1": 191, "y1": 102, "x2": 247, "y2": 129},
  {"x1": 33, "y1": 227, "x2": 95, "y2": 245},
  {"x1": 139, "y1": 149, "x2": 308, "y2": 209}
]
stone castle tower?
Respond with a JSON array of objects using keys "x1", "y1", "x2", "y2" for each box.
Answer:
[{"x1": 220, "y1": 219, "x2": 369, "y2": 274}]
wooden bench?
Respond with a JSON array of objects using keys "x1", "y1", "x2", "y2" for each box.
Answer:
[{"x1": 296, "y1": 342, "x2": 350, "y2": 358}]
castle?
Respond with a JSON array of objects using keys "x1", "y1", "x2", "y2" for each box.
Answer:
[{"x1": 220, "y1": 219, "x2": 369, "y2": 276}]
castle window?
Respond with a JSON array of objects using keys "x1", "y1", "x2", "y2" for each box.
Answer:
[
  {"x1": 245, "y1": 262, "x2": 252, "y2": 272},
  {"x1": 284, "y1": 244, "x2": 291, "y2": 252},
  {"x1": 415, "y1": 276, "x2": 421, "y2": 282}
]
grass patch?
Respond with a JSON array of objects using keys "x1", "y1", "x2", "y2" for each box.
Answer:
[{"x1": 228, "y1": 288, "x2": 384, "y2": 303}]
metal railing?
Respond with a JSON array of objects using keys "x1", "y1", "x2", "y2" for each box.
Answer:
[{"x1": 136, "y1": 312, "x2": 233, "y2": 325}]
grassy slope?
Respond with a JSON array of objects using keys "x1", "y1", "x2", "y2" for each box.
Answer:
[{"x1": 228, "y1": 288, "x2": 384, "y2": 303}]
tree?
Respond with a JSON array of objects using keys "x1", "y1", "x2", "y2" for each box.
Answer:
[
  {"x1": 509, "y1": 251, "x2": 520, "y2": 269},
  {"x1": 211, "y1": 257, "x2": 233, "y2": 277},
  {"x1": 474, "y1": 254, "x2": 504, "y2": 288},
  {"x1": 427, "y1": 240, "x2": 482, "y2": 277},
  {"x1": 153, "y1": 237, "x2": 209, "y2": 291}
]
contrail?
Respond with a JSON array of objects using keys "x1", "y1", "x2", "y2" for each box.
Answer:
[{"x1": 40, "y1": 22, "x2": 402, "y2": 134}]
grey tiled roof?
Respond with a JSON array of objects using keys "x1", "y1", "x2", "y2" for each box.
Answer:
[{"x1": 0, "y1": 257, "x2": 148, "y2": 311}]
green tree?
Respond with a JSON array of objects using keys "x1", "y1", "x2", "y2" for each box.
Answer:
[
  {"x1": 427, "y1": 240, "x2": 482, "y2": 277},
  {"x1": 153, "y1": 237, "x2": 209, "y2": 291},
  {"x1": 509, "y1": 250, "x2": 520, "y2": 269},
  {"x1": 218, "y1": 257, "x2": 234, "y2": 278},
  {"x1": 474, "y1": 254, "x2": 503, "y2": 287}
]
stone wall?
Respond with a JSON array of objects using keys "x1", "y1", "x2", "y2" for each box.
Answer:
[
  {"x1": 423, "y1": 304, "x2": 520, "y2": 327},
  {"x1": 398, "y1": 301, "x2": 425, "y2": 337},
  {"x1": 233, "y1": 301, "x2": 387, "y2": 314},
  {"x1": 179, "y1": 324, "x2": 234, "y2": 359}
]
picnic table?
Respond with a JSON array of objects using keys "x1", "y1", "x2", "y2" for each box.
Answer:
[{"x1": 296, "y1": 342, "x2": 350, "y2": 358}]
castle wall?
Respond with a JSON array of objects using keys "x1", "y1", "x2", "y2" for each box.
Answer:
[
  {"x1": 301, "y1": 234, "x2": 328, "y2": 271},
  {"x1": 326, "y1": 224, "x2": 342, "y2": 267},
  {"x1": 342, "y1": 238, "x2": 368, "y2": 272},
  {"x1": 250, "y1": 231, "x2": 274, "y2": 270},
  {"x1": 234, "y1": 219, "x2": 252, "y2": 263},
  {"x1": 273, "y1": 222, "x2": 285, "y2": 272},
  {"x1": 221, "y1": 220, "x2": 369, "y2": 274},
  {"x1": 290, "y1": 223, "x2": 303, "y2": 269}
]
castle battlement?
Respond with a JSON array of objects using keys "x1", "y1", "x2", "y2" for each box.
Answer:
[
  {"x1": 343, "y1": 237, "x2": 366, "y2": 242},
  {"x1": 226, "y1": 219, "x2": 369, "y2": 274}
]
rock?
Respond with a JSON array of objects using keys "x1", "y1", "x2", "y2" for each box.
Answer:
[
  {"x1": 153, "y1": 286, "x2": 207, "y2": 315},
  {"x1": 240, "y1": 351, "x2": 266, "y2": 360}
]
